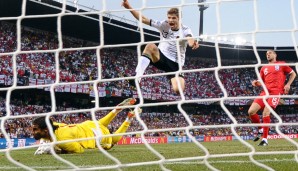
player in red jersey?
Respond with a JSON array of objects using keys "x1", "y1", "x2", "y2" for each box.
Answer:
[{"x1": 248, "y1": 49, "x2": 296, "y2": 146}]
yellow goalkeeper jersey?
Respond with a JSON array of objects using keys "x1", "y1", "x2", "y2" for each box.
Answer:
[{"x1": 54, "y1": 120, "x2": 112, "y2": 153}]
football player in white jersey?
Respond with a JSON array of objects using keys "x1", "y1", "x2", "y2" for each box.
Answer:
[{"x1": 122, "y1": 0, "x2": 199, "y2": 93}]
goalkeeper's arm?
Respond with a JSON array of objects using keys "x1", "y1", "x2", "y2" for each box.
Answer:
[{"x1": 34, "y1": 138, "x2": 62, "y2": 155}]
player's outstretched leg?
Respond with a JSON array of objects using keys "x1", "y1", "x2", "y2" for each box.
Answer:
[
  {"x1": 127, "y1": 107, "x2": 142, "y2": 119},
  {"x1": 248, "y1": 103, "x2": 262, "y2": 142},
  {"x1": 258, "y1": 109, "x2": 271, "y2": 146},
  {"x1": 111, "y1": 108, "x2": 142, "y2": 145},
  {"x1": 116, "y1": 98, "x2": 136, "y2": 109},
  {"x1": 99, "y1": 98, "x2": 137, "y2": 127}
]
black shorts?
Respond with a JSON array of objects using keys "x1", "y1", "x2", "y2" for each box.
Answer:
[{"x1": 150, "y1": 49, "x2": 184, "y2": 79}]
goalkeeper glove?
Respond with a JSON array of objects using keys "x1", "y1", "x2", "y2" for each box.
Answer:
[{"x1": 34, "y1": 139, "x2": 51, "y2": 155}]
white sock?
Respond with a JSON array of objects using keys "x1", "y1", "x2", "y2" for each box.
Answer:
[
  {"x1": 135, "y1": 56, "x2": 150, "y2": 82},
  {"x1": 262, "y1": 138, "x2": 268, "y2": 143},
  {"x1": 112, "y1": 109, "x2": 121, "y2": 114},
  {"x1": 125, "y1": 117, "x2": 133, "y2": 123}
]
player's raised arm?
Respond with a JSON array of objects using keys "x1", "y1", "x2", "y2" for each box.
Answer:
[{"x1": 122, "y1": 0, "x2": 150, "y2": 25}]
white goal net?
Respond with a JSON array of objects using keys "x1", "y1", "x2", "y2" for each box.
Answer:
[{"x1": 0, "y1": 0, "x2": 298, "y2": 171}]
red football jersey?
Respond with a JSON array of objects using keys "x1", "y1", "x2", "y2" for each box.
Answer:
[{"x1": 260, "y1": 61, "x2": 293, "y2": 93}]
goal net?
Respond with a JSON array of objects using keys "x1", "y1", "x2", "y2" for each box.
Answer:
[{"x1": 0, "y1": 0, "x2": 298, "y2": 170}]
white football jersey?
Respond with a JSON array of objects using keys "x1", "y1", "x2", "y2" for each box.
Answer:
[{"x1": 150, "y1": 19, "x2": 193, "y2": 66}]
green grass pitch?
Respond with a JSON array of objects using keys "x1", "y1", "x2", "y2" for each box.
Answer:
[{"x1": 0, "y1": 139, "x2": 297, "y2": 171}]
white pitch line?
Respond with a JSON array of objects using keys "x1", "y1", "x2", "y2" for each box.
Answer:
[
  {"x1": 167, "y1": 158, "x2": 296, "y2": 164},
  {"x1": 0, "y1": 158, "x2": 296, "y2": 170}
]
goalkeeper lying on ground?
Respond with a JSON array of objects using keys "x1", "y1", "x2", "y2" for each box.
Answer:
[{"x1": 32, "y1": 98, "x2": 139, "y2": 154}]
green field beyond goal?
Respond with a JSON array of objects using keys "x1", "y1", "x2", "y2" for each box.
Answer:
[{"x1": 1, "y1": 139, "x2": 297, "y2": 171}]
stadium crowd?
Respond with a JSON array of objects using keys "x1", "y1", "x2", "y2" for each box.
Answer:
[
  {"x1": 3, "y1": 21, "x2": 297, "y2": 100},
  {"x1": 1, "y1": 96, "x2": 297, "y2": 139},
  {"x1": 0, "y1": 21, "x2": 298, "y2": 139}
]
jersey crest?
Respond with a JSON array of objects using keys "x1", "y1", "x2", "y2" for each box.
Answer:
[{"x1": 275, "y1": 65, "x2": 280, "y2": 71}]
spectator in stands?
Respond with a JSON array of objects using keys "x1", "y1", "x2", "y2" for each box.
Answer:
[{"x1": 1, "y1": 21, "x2": 298, "y2": 141}]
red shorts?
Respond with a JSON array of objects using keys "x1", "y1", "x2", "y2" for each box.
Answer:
[{"x1": 253, "y1": 91, "x2": 281, "y2": 109}]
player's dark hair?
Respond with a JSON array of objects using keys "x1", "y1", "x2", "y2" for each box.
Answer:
[
  {"x1": 167, "y1": 8, "x2": 180, "y2": 17},
  {"x1": 33, "y1": 117, "x2": 58, "y2": 131},
  {"x1": 267, "y1": 49, "x2": 276, "y2": 54}
]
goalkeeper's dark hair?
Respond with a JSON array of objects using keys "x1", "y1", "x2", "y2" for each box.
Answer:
[{"x1": 33, "y1": 117, "x2": 58, "y2": 131}]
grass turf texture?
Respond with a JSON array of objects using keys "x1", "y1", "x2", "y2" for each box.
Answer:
[{"x1": 0, "y1": 139, "x2": 297, "y2": 171}]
